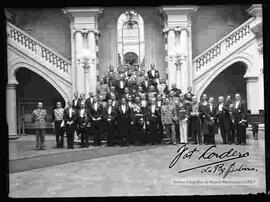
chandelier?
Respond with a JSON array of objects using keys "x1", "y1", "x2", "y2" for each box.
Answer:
[{"x1": 125, "y1": 10, "x2": 138, "y2": 29}]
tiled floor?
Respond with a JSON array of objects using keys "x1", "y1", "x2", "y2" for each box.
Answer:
[{"x1": 9, "y1": 131, "x2": 266, "y2": 197}]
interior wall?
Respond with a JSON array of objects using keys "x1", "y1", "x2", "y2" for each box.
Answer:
[
  {"x1": 191, "y1": 5, "x2": 251, "y2": 58},
  {"x1": 10, "y1": 8, "x2": 71, "y2": 59}
]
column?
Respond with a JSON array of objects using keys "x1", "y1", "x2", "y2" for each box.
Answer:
[
  {"x1": 167, "y1": 29, "x2": 175, "y2": 87},
  {"x1": 75, "y1": 31, "x2": 84, "y2": 94},
  {"x1": 87, "y1": 31, "x2": 97, "y2": 94},
  {"x1": 70, "y1": 26, "x2": 76, "y2": 96},
  {"x1": 245, "y1": 77, "x2": 259, "y2": 114},
  {"x1": 179, "y1": 29, "x2": 188, "y2": 92},
  {"x1": 7, "y1": 83, "x2": 19, "y2": 139},
  {"x1": 162, "y1": 6, "x2": 198, "y2": 91}
]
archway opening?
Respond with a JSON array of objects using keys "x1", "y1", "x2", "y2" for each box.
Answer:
[
  {"x1": 117, "y1": 10, "x2": 144, "y2": 68},
  {"x1": 15, "y1": 68, "x2": 65, "y2": 134},
  {"x1": 124, "y1": 52, "x2": 138, "y2": 65},
  {"x1": 202, "y1": 62, "x2": 247, "y2": 102}
]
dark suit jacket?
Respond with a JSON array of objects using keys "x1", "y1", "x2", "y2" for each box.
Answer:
[
  {"x1": 233, "y1": 100, "x2": 247, "y2": 123},
  {"x1": 147, "y1": 69, "x2": 160, "y2": 80},
  {"x1": 117, "y1": 105, "x2": 131, "y2": 131},
  {"x1": 89, "y1": 103, "x2": 103, "y2": 120},
  {"x1": 76, "y1": 109, "x2": 89, "y2": 129},
  {"x1": 72, "y1": 98, "x2": 80, "y2": 109},
  {"x1": 85, "y1": 97, "x2": 93, "y2": 111},
  {"x1": 146, "y1": 105, "x2": 161, "y2": 122},
  {"x1": 63, "y1": 108, "x2": 77, "y2": 129},
  {"x1": 116, "y1": 80, "x2": 127, "y2": 94},
  {"x1": 103, "y1": 106, "x2": 117, "y2": 123},
  {"x1": 215, "y1": 103, "x2": 231, "y2": 129}
]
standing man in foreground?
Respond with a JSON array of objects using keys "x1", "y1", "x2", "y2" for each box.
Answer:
[
  {"x1": 63, "y1": 100, "x2": 77, "y2": 149},
  {"x1": 52, "y1": 101, "x2": 64, "y2": 148},
  {"x1": 32, "y1": 102, "x2": 47, "y2": 150},
  {"x1": 233, "y1": 93, "x2": 247, "y2": 145}
]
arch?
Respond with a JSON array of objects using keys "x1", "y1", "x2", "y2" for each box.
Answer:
[
  {"x1": 117, "y1": 10, "x2": 145, "y2": 66},
  {"x1": 8, "y1": 60, "x2": 70, "y2": 101},
  {"x1": 124, "y1": 52, "x2": 138, "y2": 65},
  {"x1": 195, "y1": 55, "x2": 253, "y2": 100}
]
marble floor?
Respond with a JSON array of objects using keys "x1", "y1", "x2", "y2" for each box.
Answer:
[{"x1": 9, "y1": 131, "x2": 266, "y2": 197}]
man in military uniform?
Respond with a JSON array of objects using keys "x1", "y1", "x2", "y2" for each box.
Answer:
[
  {"x1": 189, "y1": 96, "x2": 202, "y2": 144},
  {"x1": 32, "y1": 102, "x2": 47, "y2": 150},
  {"x1": 52, "y1": 101, "x2": 64, "y2": 148},
  {"x1": 161, "y1": 97, "x2": 176, "y2": 145},
  {"x1": 175, "y1": 94, "x2": 190, "y2": 144}
]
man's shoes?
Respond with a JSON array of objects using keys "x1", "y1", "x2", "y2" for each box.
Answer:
[
  {"x1": 40, "y1": 147, "x2": 45, "y2": 150},
  {"x1": 35, "y1": 147, "x2": 40, "y2": 150}
]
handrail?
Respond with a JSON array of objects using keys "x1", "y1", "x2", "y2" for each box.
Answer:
[
  {"x1": 193, "y1": 17, "x2": 255, "y2": 72},
  {"x1": 7, "y1": 21, "x2": 71, "y2": 74},
  {"x1": 193, "y1": 17, "x2": 254, "y2": 61}
]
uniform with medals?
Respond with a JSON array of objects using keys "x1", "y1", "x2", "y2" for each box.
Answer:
[
  {"x1": 32, "y1": 107, "x2": 47, "y2": 150},
  {"x1": 53, "y1": 107, "x2": 64, "y2": 148},
  {"x1": 190, "y1": 102, "x2": 202, "y2": 144}
]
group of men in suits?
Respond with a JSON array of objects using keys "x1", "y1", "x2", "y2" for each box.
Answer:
[{"x1": 38, "y1": 63, "x2": 248, "y2": 150}]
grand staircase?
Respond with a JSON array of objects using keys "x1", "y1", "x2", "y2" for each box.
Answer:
[
  {"x1": 192, "y1": 17, "x2": 259, "y2": 97},
  {"x1": 7, "y1": 21, "x2": 72, "y2": 100}
]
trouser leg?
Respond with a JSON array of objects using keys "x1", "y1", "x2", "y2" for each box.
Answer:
[
  {"x1": 35, "y1": 129, "x2": 40, "y2": 149},
  {"x1": 40, "y1": 129, "x2": 45, "y2": 148}
]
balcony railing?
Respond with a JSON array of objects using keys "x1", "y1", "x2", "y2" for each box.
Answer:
[
  {"x1": 193, "y1": 17, "x2": 255, "y2": 73},
  {"x1": 7, "y1": 22, "x2": 71, "y2": 75}
]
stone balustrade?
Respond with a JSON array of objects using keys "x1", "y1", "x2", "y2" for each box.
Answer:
[
  {"x1": 193, "y1": 17, "x2": 254, "y2": 72},
  {"x1": 7, "y1": 22, "x2": 71, "y2": 74}
]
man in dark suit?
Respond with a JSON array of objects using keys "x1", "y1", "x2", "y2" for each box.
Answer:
[
  {"x1": 140, "y1": 76, "x2": 151, "y2": 93},
  {"x1": 146, "y1": 97, "x2": 161, "y2": 145},
  {"x1": 147, "y1": 63, "x2": 160, "y2": 83},
  {"x1": 225, "y1": 95, "x2": 233, "y2": 108},
  {"x1": 103, "y1": 99, "x2": 117, "y2": 146},
  {"x1": 63, "y1": 100, "x2": 77, "y2": 149},
  {"x1": 77, "y1": 103, "x2": 89, "y2": 148},
  {"x1": 199, "y1": 94, "x2": 209, "y2": 144},
  {"x1": 216, "y1": 96, "x2": 231, "y2": 144},
  {"x1": 77, "y1": 93, "x2": 86, "y2": 109},
  {"x1": 85, "y1": 91, "x2": 94, "y2": 111},
  {"x1": 206, "y1": 98, "x2": 218, "y2": 144},
  {"x1": 72, "y1": 92, "x2": 80, "y2": 109},
  {"x1": 170, "y1": 84, "x2": 182, "y2": 97},
  {"x1": 130, "y1": 96, "x2": 144, "y2": 145},
  {"x1": 233, "y1": 93, "x2": 247, "y2": 145},
  {"x1": 117, "y1": 97, "x2": 131, "y2": 146},
  {"x1": 89, "y1": 96, "x2": 103, "y2": 146},
  {"x1": 116, "y1": 75, "x2": 127, "y2": 98},
  {"x1": 106, "y1": 86, "x2": 118, "y2": 101}
]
